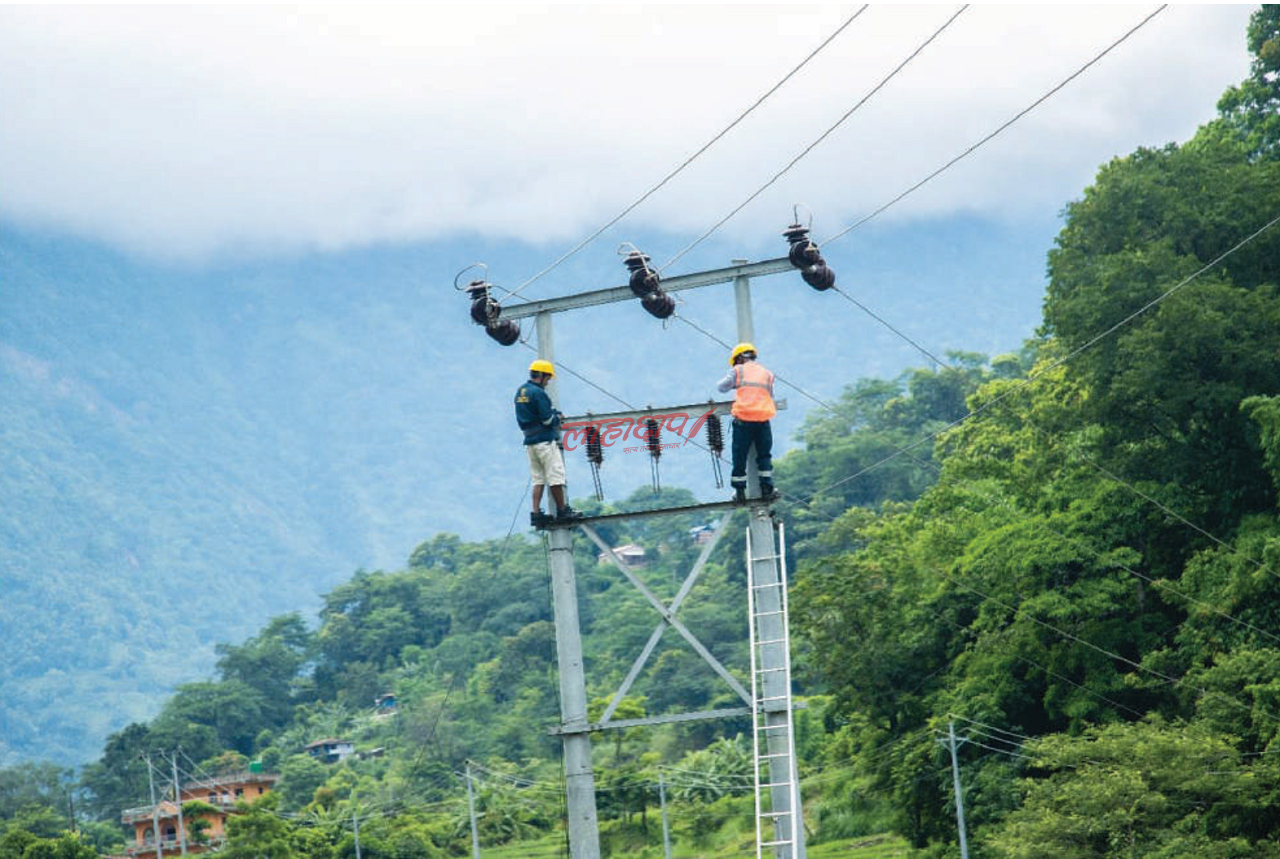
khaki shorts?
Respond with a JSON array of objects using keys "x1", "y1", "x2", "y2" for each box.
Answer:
[{"x1": 527, "y1": 441, "x2": 566, "y2": 486}]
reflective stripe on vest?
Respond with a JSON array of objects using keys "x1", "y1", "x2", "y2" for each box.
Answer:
[{"x1": 732, "y1": 362, "x2": 776, "y2": 421}]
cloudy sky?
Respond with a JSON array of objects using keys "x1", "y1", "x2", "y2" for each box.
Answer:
[{"x1": 0, "y1": 4, "x2": 1258, "y2": 264}]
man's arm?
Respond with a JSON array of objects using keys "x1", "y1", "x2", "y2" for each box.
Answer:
[
  {"x1": 533, "y1": 387, "x2": 560, "y2": 427},
  {"x1": 716, "y1": 369, "x2": 737, "y2": 393}
]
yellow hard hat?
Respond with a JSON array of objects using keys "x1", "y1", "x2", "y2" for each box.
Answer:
[
  {"x1": 529, "y1": 359, "x2": 555, "y2": 377},
  {"x1": 729, "y1": 343, "x2": 757, "y2": 365}
]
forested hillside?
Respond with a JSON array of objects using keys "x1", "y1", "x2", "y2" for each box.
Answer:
[
  {"x1": 2, "y1": 7, "x2": 1278, "y2": 859},
  {"x1": 0, "y1": 201, "x2": 1050, "y2": 768}
]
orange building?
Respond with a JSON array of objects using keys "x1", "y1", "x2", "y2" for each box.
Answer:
[{"x1": 120, "y1": 769, "x2": 278, "y2": 858}]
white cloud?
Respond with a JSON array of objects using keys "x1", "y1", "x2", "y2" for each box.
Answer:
[{"x1": 0, "y1": 4, "x2": 1257, "y2": 260}]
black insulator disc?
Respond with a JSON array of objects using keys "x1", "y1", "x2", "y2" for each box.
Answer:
[
  {"x1": 485, "y1": 320, "x2": 521, "y2": 346},
  {"x1": 788, "y1": 241, "x2": 823, "y2": 269},
  {"x1": 802, "y1": 264, "x2": 836, "y2": 291},
  {"x1": 630, "y1": 268, "x2": 660, "y2": 298},
  {"x1": 586, "y1": 426, "x2": 604, "y2": 464},
  {"x1": 706, "y1": 413, "x2": 724, "y2": 453},
  {"x1": 641, "y1": 291, "x2": 676, "y2": 319},
  {"x1": 782, "y1": 224, "x2": 810, "y2": 244},
  {"x1": 623, "y1": 252, "x2": 652, "y2": 272},
  {"x1": 470, "y1": 297, "x2": 499, "y2": 326},
  {"x1": 645, "y1": 418, "x2": 661, "y2": 457}
]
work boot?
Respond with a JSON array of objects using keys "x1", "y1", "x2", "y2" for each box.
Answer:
[
  {"x1": 732, "y1": 486, "x2": 747, "y2": 504},
  {"x1": 530, "y1": 510, "x2": 552, "y2": 528},
  {"x1": 760, "y1": 483, "x2": 780, "y2": 502},
  {"x1": 555, "y1": 505, "x2": 585, "y2": 522}
]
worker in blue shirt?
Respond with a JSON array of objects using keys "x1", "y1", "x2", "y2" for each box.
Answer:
[{"x1": 515, "y1": 359, "x2": 584, "y2": 526}]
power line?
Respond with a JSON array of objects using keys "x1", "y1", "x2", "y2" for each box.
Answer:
[
  {"x1": 795, "y1": 209, "x2": 1280, "y2": 507},
  {"x1": 820, "y1": 4, "x2": 1169, "y2": 247},
  {"x1": 937, "y1": 565, "x2": 1280, "y2": 726},
  {"x1": 659, "y1": 5, "x2": 969, "y2": 274},
  {"x1": 832, "y1": 286, "x2": 950, "y2": 369},
  {"x1": 505, "y1": 6, "x2": 869, "y2": 302}
]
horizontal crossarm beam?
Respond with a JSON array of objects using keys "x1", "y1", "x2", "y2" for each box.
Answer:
[{"x1": 498, "y1": 257, "x2": 794, "y2": 320}]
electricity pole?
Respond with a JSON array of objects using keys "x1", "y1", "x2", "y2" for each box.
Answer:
[
  {"x1": 659, "y1": 773, "x2": 672, "y2": 859},
  {"x1": 145, "y1": 755, "x2": 164, "y2": 859},
  {"x1": 471, "y1": 244, "x2": 831, "y2": 859},
  {"x1": 466, "y1": 762, "x2": 482, "y2": 859},
  {"x1": 944, "y1": 722, "x2": 970, "y2": 859},
  {"x1": 171, "y1": 752, "x2": 187, "y2": 856}
]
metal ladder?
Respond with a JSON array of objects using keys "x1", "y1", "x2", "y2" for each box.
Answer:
[{"x1": 746, "y1": 519, "x2": 801, "y2": 859}]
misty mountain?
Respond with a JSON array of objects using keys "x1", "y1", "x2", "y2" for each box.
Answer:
[{"x1": 0, "y1": 213, "x2": 1055, "y2": 766}]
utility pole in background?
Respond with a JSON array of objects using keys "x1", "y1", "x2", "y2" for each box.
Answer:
[
  {"x1": 943, "y1": 722, "x2": 970, "y2": 859},
  {"x1": 659, "y1": 773, "x2": 672, "y2": 859},
  {"x1": 466, "y1": 762, "x2": 482, "y2": 859},
  {"x1": 171, "y1": 753, "x2": 187, "y2": 856},
  {"x1": 145, "y1": 755, "x2": 164, "y2": 859}
]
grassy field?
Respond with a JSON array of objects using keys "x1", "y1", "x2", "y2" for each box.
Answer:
[{"x1": 479, "y1": 831, "x2": 910, "y2": 858}]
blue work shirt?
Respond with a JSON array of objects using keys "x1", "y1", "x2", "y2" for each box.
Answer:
[{"x1": 514, "y1": 380, "x2": 561, "y2": 445}]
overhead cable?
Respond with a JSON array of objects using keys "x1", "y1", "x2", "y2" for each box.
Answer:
[
  {"x1": 820, "y1": 4, "x2": 1169, "y2": 246},
  {"x1": 659, "y1": 5, "x2": 969, "y2": 274},
  {"x1": 505, "y1": 5, "x2": 870, "y2": 302},
  {"x1": 798, "y1": 210, "x2": 1280, "y2": 504}
]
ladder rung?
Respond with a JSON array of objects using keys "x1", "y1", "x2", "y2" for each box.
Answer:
[
  {"x1": 756, "y1": 666, "x2": 788, "y2": 673},
  {"x1": 757, "y1": 722, "x2": 792, "y2": 730},
  {"x1": 755, "y1": 637, "x2": 786, "y2": 646},
  {"x1": 759, "y1": 810, "x2": 793, "y2": 818},
  {"x1": 761, "y1": 839, "x2": 796, "y2": 848},
  {"x1": 759, "y1": 753, "x2": 791, "y2": 761},
  {"x1": 753, "y1": 609, "x2": 786, "y2": 618},
  {"x1": 759, "y1": 693, "x2": 791, "y2": 701},
  {"x1": 750, "y1": 580, "x2": 784, "y2": 589}
]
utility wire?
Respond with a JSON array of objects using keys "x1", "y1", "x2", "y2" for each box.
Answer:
[
  {"x1": 796, "y1": 210, "x2": 1280, "y2": 506},
  {"x1": 821, "y1": 4, "x2": 1169, "y2": 246},
  {"x1": 659, "y1": 5, "x2": 969, "y2": 274},
  {"x1": 946, "y1": 715, "x2": 1033, "y2": 742},
  {"x1": 1027, "y1": 421, "x2": 1280, "y2": 585},
  {"x1": 832, "y1": 286, "x2": 950, "y2": 368},
  {"x1": 505, "y1": 6, "x2": 869, "y2": 302},
  {"x1": 938, "y1": 565, "x2": 1280, "y2": 725}
]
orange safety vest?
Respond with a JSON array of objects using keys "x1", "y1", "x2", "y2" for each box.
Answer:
[{"x1": 731, "y1": 361, "x2": 776, "y2": 421}]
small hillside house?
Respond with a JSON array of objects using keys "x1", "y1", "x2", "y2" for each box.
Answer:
[{"x1": 120, "y1": 769, "x2": 277, "y2": 858}]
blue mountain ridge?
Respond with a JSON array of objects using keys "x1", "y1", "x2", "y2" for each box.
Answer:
[{"x1": 0, "y1": 212, "x2": 1055, "y2": 765}]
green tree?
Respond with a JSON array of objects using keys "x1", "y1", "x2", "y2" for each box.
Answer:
[
  {"x1": 11, "y1": 833, "x2": 97, "y2": 859},
  {"x1": 1213, "y1": 5, "x2": 1280, "y2": 160},
  {"x1": 1041, "y1": 127, "x2": 1280, "y2": 544},
  {"x1": 216, "y1": 612, "x2": 315, "y2": 728},
  {"x1": 984, "y1": 718, "x2": 1280, "y2": 858},
  {"x1": 274, "y1": 755, "x2": 331, "y2": 812},
  {"x1": 220, "y1": 793, "x2": 296, "y2": 859},
  {"x1": 78, "y1": 722, "x2": 151, "y2": 821}
]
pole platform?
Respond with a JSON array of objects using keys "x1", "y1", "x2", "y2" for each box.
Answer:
[{"x1": 537, "y1": 497, "x2": 776, "y2": 529}]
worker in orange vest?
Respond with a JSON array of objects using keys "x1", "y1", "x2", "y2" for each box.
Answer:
[{"x1": 716, "y1": 343, "x2": 778, "y2": 503}]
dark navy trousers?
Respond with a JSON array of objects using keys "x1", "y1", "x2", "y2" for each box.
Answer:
[{"x1": 730, "y1": 419, "x2": 773, "y2": 489}]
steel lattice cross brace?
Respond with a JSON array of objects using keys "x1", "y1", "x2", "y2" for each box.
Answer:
[{"x1": 579, "y1": 514, "x2": 752, "y2": 727}]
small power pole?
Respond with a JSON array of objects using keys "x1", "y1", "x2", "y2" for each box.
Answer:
[
  {"x1": 659, "y1": 774, "x2": 672, "y2": 859},
  {"x1": 466, "y1": 763, "x2": 482, "y2": 859},
  {"x1": 944, "y1": 722, "x2": 970, "y2": 859},
  {"x1": 145, "y1": 754, "x2": 164, "y2": 859},
  {"x1": 353, "y1": 803, "x2": 362, "y2": 859},
  {"x1": 171, "y1": 752, "x2": 187, "y2": 855}
]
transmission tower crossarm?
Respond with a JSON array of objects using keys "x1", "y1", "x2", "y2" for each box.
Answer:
[{"x1": 498, "y1": 258, "x2": 793, "y2": 320}]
